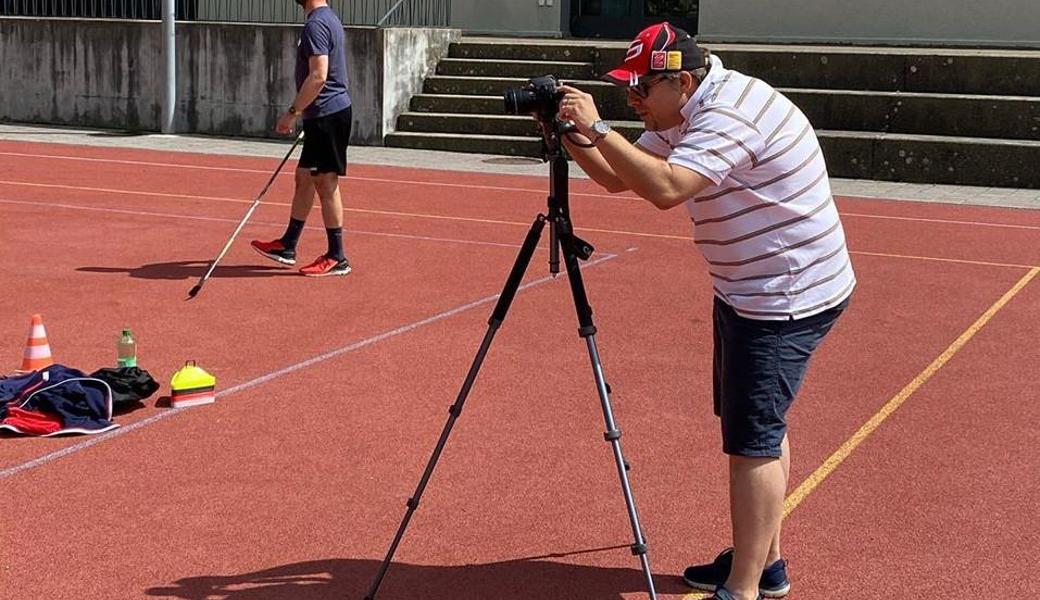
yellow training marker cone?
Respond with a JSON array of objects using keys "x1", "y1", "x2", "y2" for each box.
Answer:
[{"x1": 170, "y1": 361, "x2": 217, "y2": 408}]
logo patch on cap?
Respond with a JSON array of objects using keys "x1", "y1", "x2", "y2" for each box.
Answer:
[
  {"x1": 625, "y1": 41, "x2": 645, "y2": 62},
  {"x1": 666, "y1": 51, "x2": 683, "y2": 71},
  {"x1": 650, "y1": 51, "x2": 667, "y2": 71}
]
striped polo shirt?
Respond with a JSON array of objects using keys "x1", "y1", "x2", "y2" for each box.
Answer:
[{"x1": 637, "y1": 54, "x2": 855, "y2": 320}]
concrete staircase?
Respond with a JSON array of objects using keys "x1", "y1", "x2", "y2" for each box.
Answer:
[{"x1": 385, "y1": 38, "x2": 1040, "y2": 188}]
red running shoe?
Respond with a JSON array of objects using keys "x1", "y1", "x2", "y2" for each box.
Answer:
[
  {"x1": 299, "y1": 255, "x2": 352, "y2": 277},
  {"x1": 251, "y1": 239, "x2": 296, "y2": 265}
]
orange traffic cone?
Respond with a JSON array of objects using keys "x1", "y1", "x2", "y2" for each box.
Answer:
[{"x1": 17, "y1": 314, "x2": 54, "y2": 373}]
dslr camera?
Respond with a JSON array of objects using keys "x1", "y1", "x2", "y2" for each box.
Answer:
[{"x1": 503, "y1": 75, "x2": 563, "y2": 122}]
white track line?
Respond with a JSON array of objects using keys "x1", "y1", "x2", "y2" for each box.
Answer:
[
  {"x1": 0, "y1": 198, "x2": 530, "y2": 250},
  {"x1": 0, "y1": 150, "x2": 635, "y2": 202},
  {"x1": 1, "y1": 151, "x2": 1033, "y2": 230},
  {"x1": 0, "y1": 251, "x2": 621, "y2": 481}
]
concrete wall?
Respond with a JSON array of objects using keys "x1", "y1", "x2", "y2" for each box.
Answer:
[
  {"x1": 698, "y1": 0, "x2": 1040, "y2": 48},
  {"x1": 0, "y1": 17, "x2": 459, "y2": 143},
  {"x1": 450, "y1": 0, "x2": 568, "y2": 37},
  {"x1": 381, "y1": 27, "x2": 460, "y2": 136}
]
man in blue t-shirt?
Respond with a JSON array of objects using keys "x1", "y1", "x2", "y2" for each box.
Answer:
[{"x1": 251, "y1": 0, "x2": 354, "y2": 277}]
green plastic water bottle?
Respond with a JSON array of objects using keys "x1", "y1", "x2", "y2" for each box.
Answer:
[{"x1": 117, "y1": 329, "x2": 137, "y2": 368}]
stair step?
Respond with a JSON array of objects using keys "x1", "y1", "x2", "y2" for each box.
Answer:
[
  {"x1": 447, "y1": 39, "x2": 1040, "y2": 96},
  {"x1": 819, "y1": 130, "x2": 1040, "y2": 187},
  {"x1": 386, "y1": 124, "x2": 1040, "y2": 188},
  {"x1": 424, "y1": 75, "x2": 614, "y2": 95},
  {"x1": 450, "y1": 40, "x2": 600, "y2": 62},
  {"x1": 436, "y1": 58, "x2": 596, "y2": 79},
  {"x1": 410, "y1": 86, "x2": 1040, "y2": 141},
  {"x1": 784, "y1": 89, "x2": 1040, "y2": 141},
  {"x1": 598, "y1": 44, "x2": 1040, "y2": 96},
  {"x1": 395, "y1": 112, "x2": 545, "y2": 137},
  {"x1": 394, "y1": 39, "x2": 1040, "y2": 187},
  {"x1": 410, "y1": 89, "x2": 629, "y2": 121}
]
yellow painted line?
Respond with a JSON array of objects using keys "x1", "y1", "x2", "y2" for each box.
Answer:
[
  {"x1": 684, "y1": 269, "x2": 1038, "y2": 598},
  {"x1": 841, "y1": 211, "x2": 1040, "y2": 231},
  {"x1": 851, "y1": 250, "x2": 1038, "y2": 270},
  {"x1": 783, "y1": 266, "x2": 1039, "y2": 517},
  {"x1": 0, "y1": 179, "x2": 269, "y2": 205}
]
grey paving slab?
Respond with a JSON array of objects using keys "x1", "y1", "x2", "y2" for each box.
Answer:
[{"x1": 2, "y1": 123, "x2": 1036, "y2": 210}]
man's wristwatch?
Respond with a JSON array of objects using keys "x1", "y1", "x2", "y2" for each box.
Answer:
[
  {"x1": 288, "y1": 106, "x2": 301, "y2": 116},
  {"x1": 589, "y1": 120, "x2": 611, "y2": 145}
]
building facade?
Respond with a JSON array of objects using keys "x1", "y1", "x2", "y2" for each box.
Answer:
[{"x1": 456, "y1": 0, "x2": 1040, "y2": 47}]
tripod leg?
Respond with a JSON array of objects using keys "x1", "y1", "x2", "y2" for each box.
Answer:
[
  {"x1": 363, "y1": 215, "x2": 547, "y2": 600},
  {"x1": 559, "y1": 239, "x2": 659, "y2": 600}
]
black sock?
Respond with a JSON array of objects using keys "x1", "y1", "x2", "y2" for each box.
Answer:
[
  {"x1": 326, "y1": 227, "x2": 345, "y2": 261},
  {"x1": 280, "y1": 218, "x2": 306, "y2": 250}
]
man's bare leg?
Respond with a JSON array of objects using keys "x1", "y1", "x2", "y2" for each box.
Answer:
[
  {"x1": 724, "y1": 454, "x2": 786, "y2": 600},
  {"x1": 767, "y1": 434, "x2": 789, "y2": 565},
  {"x1": 291, "y1": 168, "x2": 318, "y2": 222},
  {"x1": 313, "y1": 172, "x2": 343, "y2": 228}
]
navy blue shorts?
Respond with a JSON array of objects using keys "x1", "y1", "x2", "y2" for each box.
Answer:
[
  {"x1": 713, "y1": 296, "x2": 848, "y2": 457},
  {"x1": 299, "y1": 106, "x2": 352, "y2": 176}
]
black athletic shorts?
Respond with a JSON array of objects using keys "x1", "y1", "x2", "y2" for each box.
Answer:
[
  {"x1": 712, "y1": 296, "x2": 849, "y2": 457},
  {"x1": 299, "y1": 105, "x2": 352, "y2": 176}
]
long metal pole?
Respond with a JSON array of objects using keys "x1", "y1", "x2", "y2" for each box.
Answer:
[{"x1": 161, "y1": 0, "x2": 176, "y2": 133}]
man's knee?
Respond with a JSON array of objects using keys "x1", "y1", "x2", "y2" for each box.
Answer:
[
  {"x1": 729, "y1": 454, "x2": 778, "y2": 470},
  {"x1": 313, "y1": 174, "x2": 340, "y2": 200}
]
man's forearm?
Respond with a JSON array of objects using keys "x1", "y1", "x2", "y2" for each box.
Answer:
[
  {"x1": 291, "y1": 75, "x2": 325, "y2": 112},
  {"x1": 594, "y1": 131, "x2": 690, "y2": 209},
  {"x1": 562, "y1": 135, "x2": 628, "y2": 193}
]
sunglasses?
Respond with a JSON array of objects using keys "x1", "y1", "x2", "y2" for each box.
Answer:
[{"x1": 628, "y1": 73, "x2": 679, "y2": 99}]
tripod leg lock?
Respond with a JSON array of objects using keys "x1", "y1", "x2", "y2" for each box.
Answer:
[
  {"x1": 604, "y1": 429, "x2": 622, "y2": 442},
  {"x1": 448, "y1": 404, "x2": 462, "y2": 417},
  {"x1": 407, "y1": 497, "x2": 420, "y2": 509},
  {"x1": 630, "y1": 543, "x2": 648, "y2": 556},
  {"x1": 579, "y1": 325, "x2": 597, "y2": 338}
]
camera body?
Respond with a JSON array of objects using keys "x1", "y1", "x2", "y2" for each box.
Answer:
[{"x1": 504, "y1": 74, "x2": 563, "y2": 122}]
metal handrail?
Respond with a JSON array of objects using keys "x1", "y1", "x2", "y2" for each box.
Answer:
[{"x1": 376, "y1": 0, "x2": 407, "y2": 26}]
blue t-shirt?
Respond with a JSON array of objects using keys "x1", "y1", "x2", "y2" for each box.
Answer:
[{"x1": 295, "y1": 6, "x2": 351, "y2": 120}]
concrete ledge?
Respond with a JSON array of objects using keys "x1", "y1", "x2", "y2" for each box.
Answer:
[
  {"x1": 384, "y1": 130, "x2": 542, "y2": 155},
  {"x1": 820, "y1": 131, "x2": 1040, "y2": 187}
]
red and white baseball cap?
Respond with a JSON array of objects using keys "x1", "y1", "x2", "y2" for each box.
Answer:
[{"x1": 602, "y1": 22, "x2": 706, "y2": 87}]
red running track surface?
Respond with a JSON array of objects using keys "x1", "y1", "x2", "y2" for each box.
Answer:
[{"x1": 1, "y1": 140, "x2": 1038, "y2": 599}]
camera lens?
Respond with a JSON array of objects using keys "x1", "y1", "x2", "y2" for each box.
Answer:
[{"x1": 504, "y1": 88, "x2": 538, "y2": 116}]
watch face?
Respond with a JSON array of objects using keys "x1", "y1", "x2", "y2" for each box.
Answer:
[{"x1": 594, "y1": 121, "x2": 610, "y2": 135}]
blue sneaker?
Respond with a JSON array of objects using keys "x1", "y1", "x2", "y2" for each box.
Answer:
[{"x1": 682, "y1": 548, "x2": 790, "y2": 598}]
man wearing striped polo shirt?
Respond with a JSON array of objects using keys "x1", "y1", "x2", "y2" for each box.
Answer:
[{"x1": 556, "y1": 22, "x2": 854, "y2": 600}]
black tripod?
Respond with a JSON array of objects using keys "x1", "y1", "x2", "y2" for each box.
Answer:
[{"x1": 363, "y1": 119, "x2": 658, "y2": 600}]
